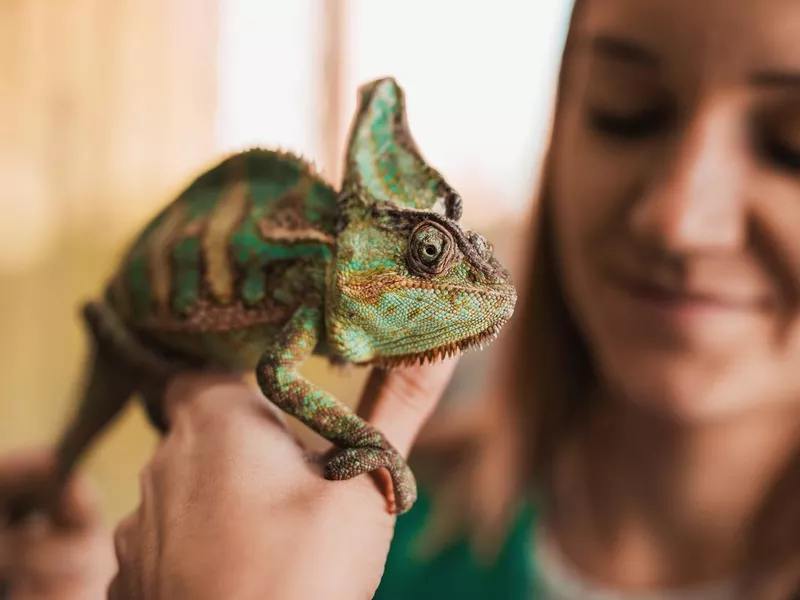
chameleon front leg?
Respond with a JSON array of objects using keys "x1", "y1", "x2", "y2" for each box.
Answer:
[{"x1": 255, "y1": 306, "x2": 417, "y2": 514}]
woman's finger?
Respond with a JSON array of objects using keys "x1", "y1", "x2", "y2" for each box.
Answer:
[
  {"x1": 356, "y1": 358, "x2": 460, "y2": 457},
  {"x1": 112, "y1": 512, "x2": 138, "y2": 571},
  {"x1": 110, "y1": 511, "x2": 142, "y2": 600},
  {"x1": 48, "y1": 474, "x2": 104, "y2": 531},
  {"x1": 0, "y1": 448, "x2": 54, "y2": 508},
  {"x1": 107, "y1": 568, "x2": 138, "y2": 600},
  {"x1": 0, "y1": 530, "x2": 10, "y2": 580},
  {"x1": 0, "y1": 446, "x2": 104, "y2": 532}
]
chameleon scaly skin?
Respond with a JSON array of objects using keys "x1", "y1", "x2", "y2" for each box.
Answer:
[{"x1": 13, "y1": 77, "x2": 517, "y2": 519}]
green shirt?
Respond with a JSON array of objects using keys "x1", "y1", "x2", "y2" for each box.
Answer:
[{"x1": 374, "y1": 490, "x2": 541, "y2": 599}]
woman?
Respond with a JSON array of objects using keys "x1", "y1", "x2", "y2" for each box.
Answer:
[
  {"x1": 380, "y1": 0, "x2": 800, "y2": 597},
  {"x1": 1, "y1": 0, "x2": 799, "y2": 598}
]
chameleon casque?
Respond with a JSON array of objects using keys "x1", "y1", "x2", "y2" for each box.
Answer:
[{"x1": 16, "y1": 77, "x2": 517, "y2": 518}]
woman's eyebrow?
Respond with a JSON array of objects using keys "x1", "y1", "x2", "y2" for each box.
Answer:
[
  {"x1": 750, "y1": 70, "x2": 800, "y2": 89},
  {"x1": 586, "y1": 34, "x2": 800, "y2": 91},
  {"x1": 586, "y1": 33, "x2": 661, "y2": 69}
]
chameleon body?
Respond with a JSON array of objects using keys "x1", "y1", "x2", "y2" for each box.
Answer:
[{"x1": 23, "y1": 77, "x2": 517, "y2": 517}]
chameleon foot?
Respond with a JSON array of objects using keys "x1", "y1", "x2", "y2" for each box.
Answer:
[
  {"x1": 324, "y1": 447, "x2": 418, "y2": 514},
  {"x1": 256, "y1": 306, "x2": 420, "y2": 515}
]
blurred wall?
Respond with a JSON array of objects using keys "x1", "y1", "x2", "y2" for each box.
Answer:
[{"x1": 0, "y1": 0, "x2": 220, "y2": 524}]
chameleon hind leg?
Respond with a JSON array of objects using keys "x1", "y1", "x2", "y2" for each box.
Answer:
[{"x1": 255, "y1": 306, "x2": 417, "y2": 514}]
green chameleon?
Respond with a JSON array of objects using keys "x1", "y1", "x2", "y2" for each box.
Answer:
[{"x1": 17, "y1": 77, "x2": 517, "y2": 518}]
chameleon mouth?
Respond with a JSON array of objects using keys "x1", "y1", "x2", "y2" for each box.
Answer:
[{"x1": 368, "y1": 322, "x2": 503, "y2": 369}]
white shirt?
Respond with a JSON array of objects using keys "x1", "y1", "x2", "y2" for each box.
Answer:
[{"x1": 532, "y1": 524, "x2": 736, "y2": 600}]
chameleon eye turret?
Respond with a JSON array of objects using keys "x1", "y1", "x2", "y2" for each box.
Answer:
[
  {"x1": 8, "y1": 77, "x2": 516, "y2": 522},
  {"x1": 406, "y1": 221, "x2": 457, "y2": 278}
]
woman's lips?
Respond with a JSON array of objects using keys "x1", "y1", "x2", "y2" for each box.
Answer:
[{"x1": 599, "y1": 266, "x2": 769, "y2": 327}]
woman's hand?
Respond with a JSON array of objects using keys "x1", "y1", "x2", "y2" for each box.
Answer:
[
  {"x1": 0, "y1": 448, "x2": 116, "y2": 600},
  {"x1": 109, "y1": 360, "x2": 458, "y2": 600}
]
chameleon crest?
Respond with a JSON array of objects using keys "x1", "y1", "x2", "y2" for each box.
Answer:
[
  {"x1": 341, "y1": 78, "x2": 463, "y2": 219},
  {"x1": 10, "y1": 77, "x2": 516, "y2": 521}
]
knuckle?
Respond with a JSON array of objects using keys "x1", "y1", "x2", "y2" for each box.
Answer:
[
  {"x1": 112, "y1": 523, "x2": 128, "y2": 561},
  {"x1": 112, "y1": 511, "x2": 139, "y2": 566},
  {"x1": 106, "y1": 573, "x2": 122, "y2": 600},
  {"x1": 138, "y1": 462, "x2": 155, "y2": 489},
  {"x1": 167, "y1": 374, "x2": 265, "y2": 434}
]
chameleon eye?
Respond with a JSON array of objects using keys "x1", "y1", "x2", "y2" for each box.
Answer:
[{"x1": 406, "y1": 221, "x2": 456, "y2": 278}]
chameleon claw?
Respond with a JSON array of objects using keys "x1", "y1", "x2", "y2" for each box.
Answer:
[{"x1": 323, "y1": 447, "x2": 417, "y2": 515}]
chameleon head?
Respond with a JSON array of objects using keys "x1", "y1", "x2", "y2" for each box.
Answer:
[
  {"x1": 327, "y1": 204, "x2": 517, "y2": 366},
  {"x1": 325, "y1": 77, "x2": 517, "y2": 366}
]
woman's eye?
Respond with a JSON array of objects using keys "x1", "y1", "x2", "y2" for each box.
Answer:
[
  {"x1": 588, "y1": 107, "x2": 669, "y2": 140},
  {"x1": 755, "y1": 135, "x2": 800, "y2": 173},
  {"x1": 750, "y1": 105, "x2": 800, "y2": 174}
]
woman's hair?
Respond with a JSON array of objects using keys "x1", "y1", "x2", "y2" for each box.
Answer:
[
  {"x1": 409, "y1": 0, "x2": 590, "y2": 558},
  {"x1": 412, "y1": 0, "x2": 800, "y2": 594}
]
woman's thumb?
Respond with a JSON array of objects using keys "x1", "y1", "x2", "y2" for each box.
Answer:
[{"x1": 356, "y1": 358, "x2": 460, "y2": 457}]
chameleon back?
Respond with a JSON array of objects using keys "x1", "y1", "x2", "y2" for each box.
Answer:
[{"x1": 104, "y1": 148, "x2": 339, "y2": 370}]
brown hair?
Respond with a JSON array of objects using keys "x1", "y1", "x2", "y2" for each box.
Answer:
[{"x1": 412, "y1": 0, "x2": 800, "y2": 595}]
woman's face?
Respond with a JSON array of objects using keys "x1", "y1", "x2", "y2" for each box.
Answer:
[{"x1": 552, "y1": 0, "x2": 800, "y2": 420}]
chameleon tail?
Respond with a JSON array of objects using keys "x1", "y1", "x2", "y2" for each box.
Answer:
[
  {"x1": 8, "y1": 301, "x2": 171, "y2": 523},
  {"x1": 57, "y1": 301, "x2": 175, "y2": 481},
  {"x1": 55, "y1": 339, "x2": 136, "y2": 483}
]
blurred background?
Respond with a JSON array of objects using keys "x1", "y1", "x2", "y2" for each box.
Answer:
[{"x1": 0, "y1": 0, "x2": 571, "y2": 524}]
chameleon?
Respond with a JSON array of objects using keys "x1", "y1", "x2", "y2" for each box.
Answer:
[{"x1": 11, "y1": 77, "x2": 517, "y2": 519}]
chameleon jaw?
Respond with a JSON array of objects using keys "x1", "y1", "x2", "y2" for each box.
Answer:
[{"x1": 365, "y1": 322, "x2": 504, "y2": 369}]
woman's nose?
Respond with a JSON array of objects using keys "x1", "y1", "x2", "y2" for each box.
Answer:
[{"x1": 629, "y1": 102, "x2": 749, "y2": 255}]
